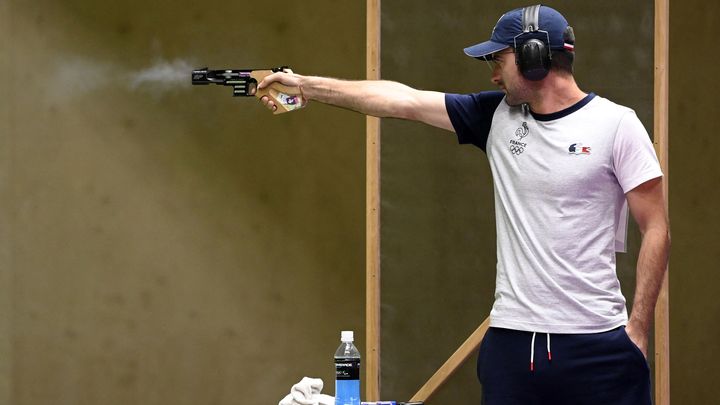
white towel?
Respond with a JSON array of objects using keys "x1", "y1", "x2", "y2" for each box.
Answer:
[{"x1": 279, "y1": 377, "x2": 335, "y2": 405}]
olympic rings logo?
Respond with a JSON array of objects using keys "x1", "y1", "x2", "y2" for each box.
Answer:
[{"x1": 509, "y1": 145, "x2": 525, "y2": 155}]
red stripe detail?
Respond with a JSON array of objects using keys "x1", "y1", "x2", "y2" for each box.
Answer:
[
  {"x1": 548, "y1": 352, "x2": 552, "y2": 361},
  {"x1": 530, "y1": 362, "x2": 534, "y2": 371}
]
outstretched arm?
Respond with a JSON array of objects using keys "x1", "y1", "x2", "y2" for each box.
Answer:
[
  {"x1": 625, "y1": 177, "x2": 670, "y2": 358},
  {"x1": 257, "y1": 72, "x2": 454, "y2": 132}
]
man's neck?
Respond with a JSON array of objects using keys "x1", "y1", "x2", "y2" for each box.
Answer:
[{"x1": 527, "y1": 73, "x2": 587, "y2": 115}]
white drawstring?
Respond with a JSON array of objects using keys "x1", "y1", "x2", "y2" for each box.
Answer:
[
  {"x1": 530, "y1": 332, "x2": 536, "y2": 371},
  {"x1": 547, "y1": 333, "x2": 552, "y2": 361},
  {"x1": 530, "y1": 332, "x2": 552, "y2": 371}
]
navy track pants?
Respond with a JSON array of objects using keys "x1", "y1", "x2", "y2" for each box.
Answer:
[{"x1": 477, "y1": 326, "x2": 652, "y2": 405}]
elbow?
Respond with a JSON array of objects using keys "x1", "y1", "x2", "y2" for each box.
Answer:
[
  {"x1": 660, "y1": 219, "x2": 671, "y2": 251},
  {"x1": 358, "y1": 94, "x2": 412, "y2": 119},
  {"x1": 380, "y1": 104, "x2": 410, "y2": 119},
  {"x1": 654, "y1": 223, "x2": 672, "y2": 263},
  {"x1": 379, "y1": 84, "x2": 425, "y2": 120},
  {"x1": 642, "y1": 216, "x2": 671, "y2": 248},
  {"x1": 641, "y1": 221, "x2": 671, "y2": 264},
  {"x1": 394, "y1": 94, "x2": 424, "y2": 121}
]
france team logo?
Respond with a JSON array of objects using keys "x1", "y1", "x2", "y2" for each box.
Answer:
[{"x1": 568, "y1": 143, "x2": 591, "y2": 155}]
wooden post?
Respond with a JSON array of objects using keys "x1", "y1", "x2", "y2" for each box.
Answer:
[
  {"x1": 653, "y1": 0, "x2": 670, "y2": 403},
  {"x1": 366, "y1": 0, "x2": 381, "y2": 402}
]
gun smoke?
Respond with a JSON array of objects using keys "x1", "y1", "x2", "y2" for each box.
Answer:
[
  {"x1": 129, "y1": 59, "x2": 195, "y2": 91},
  {"x1": 47, "y1": 56, "x2": 196, "y2": 102}
]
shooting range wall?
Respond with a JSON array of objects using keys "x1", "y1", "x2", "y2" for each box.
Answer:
[
  {"x1": 0, "y1": 1, "x2": 367, "y2": 404},
  {"x1": 0, "y1": 0, "x2": 719, "y2": 404}
]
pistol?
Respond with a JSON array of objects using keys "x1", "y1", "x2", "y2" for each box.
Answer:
[{"x1": 191, "y1": 66, "x2": 304, "y2": 114}]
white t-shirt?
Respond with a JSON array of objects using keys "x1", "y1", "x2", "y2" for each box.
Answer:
[{"x1": 446, "y1": 92, "x2": 663, "y2": 333}]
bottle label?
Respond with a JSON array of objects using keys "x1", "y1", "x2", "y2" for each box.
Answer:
[{"x1": 335, "y1": 358, "x2": 360, "y2": 380}]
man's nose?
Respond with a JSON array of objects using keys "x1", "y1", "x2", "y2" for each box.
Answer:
[{"x1": 491, "y1": 70, "x2": 501, "y2": 85}]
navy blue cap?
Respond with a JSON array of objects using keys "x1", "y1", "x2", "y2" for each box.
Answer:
[{"x1": 464, "y1": 5, "x2": 573, "y2": 59}]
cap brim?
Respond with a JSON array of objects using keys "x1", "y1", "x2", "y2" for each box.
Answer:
[{"x1": 463, "y1": 41, "x2": 509, "y2": 60}]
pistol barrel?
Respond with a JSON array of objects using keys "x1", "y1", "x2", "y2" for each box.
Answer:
[{"x1": 191, "y1": 67, "x2": 288, "y2": 96}]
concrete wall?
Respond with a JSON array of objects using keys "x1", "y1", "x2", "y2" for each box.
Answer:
[
  {"x1": 667, "y1": 1, "x2": 720, "y2": 403},
  {"x1": 0, "y1": 1, "x2": 366, "y2": 404},
  {"x1": 1, "y1": 0, "x2": 719, "y2": 404}
]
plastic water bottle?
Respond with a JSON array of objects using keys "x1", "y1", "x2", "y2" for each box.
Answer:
[{"x1": 334, "y1": 330, "x2": 361, "y2": 405}]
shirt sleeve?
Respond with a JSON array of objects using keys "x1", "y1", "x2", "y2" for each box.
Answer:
[
  {"x1": 612, "y1": 111, "x2": 663, "y2": 193},
  {"x1": 445, "y1": 91, "x2": 504, "y2": 152}
]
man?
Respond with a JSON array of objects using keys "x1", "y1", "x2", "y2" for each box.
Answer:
[{"x1": 259, "y1": 5, "x2": 670, "y2": 404}]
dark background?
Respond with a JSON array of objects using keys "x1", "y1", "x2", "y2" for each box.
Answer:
[{"x1": 0, "y1": 0, "x2": 717, "y2": 404}]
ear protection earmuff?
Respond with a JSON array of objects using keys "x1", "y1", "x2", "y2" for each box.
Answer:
[{"x1": 514, "y1": 5, "x2": 551, "y2": 81}]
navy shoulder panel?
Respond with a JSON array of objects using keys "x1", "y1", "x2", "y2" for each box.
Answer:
[{"x1": 445, "y1": 91, "x2": 504, "y2": 151}]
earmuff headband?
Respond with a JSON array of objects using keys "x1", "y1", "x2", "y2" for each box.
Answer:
[
  {"x1": 513, "y1": 5, "x2": 550, "y2": 55},
  {"x1": 514, "y1": 4, "x2": 552, "y2": 81},
  {"x1": 523, "y1": 4, "x2": 541, "y2": 32}
]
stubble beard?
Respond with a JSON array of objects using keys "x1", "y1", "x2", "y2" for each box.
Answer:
[
  {"x1": 502, "y1": 81, "x2": 532, "y2": 107},
  {"x1": 503, "y1": 89, "x2": 525, "y2": 107}
]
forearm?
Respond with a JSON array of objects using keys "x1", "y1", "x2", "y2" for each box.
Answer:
[
  {"x1": 297, "y1": 75, "x2": 419, "y2": 119},
  {"x1": 628, "y1": 225, "x2": 671, "y2": 336}
]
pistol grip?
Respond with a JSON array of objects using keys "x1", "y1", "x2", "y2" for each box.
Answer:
[{"x1": 251, "y1": 70, "x2": 305, "y2": 114}]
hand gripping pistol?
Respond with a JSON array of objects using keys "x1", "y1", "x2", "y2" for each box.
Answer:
[{"x1": 191, "y1": 66, "x2": 304, "y2": 114}]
